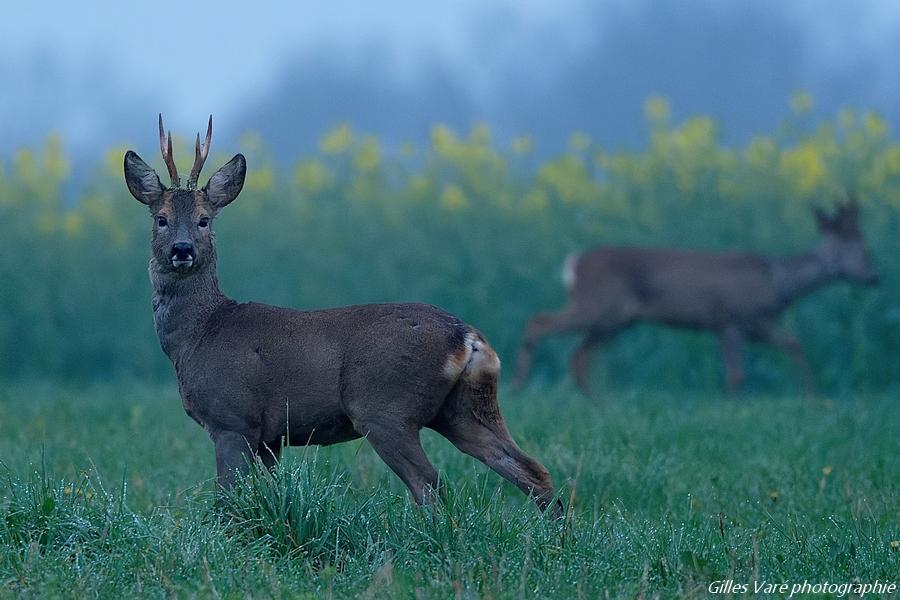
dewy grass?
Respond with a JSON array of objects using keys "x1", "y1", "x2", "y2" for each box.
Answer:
[
  {"x1": 219, "y1": 452, "x2": 373, "y2": 560},
  {"x1": 0, "y1": 382, "x2": 896, "y2": 598},
  {"x1": 0, "y1": 457, "x2": 148, "y2": 579}
]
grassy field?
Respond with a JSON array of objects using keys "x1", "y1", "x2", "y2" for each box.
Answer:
[{"x1": 0, "y1": 381, "x2": 897, "y2": 598}]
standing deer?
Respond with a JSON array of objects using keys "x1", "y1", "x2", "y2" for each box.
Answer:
[
  {"x1": 124, "y1": 115, "x2": 562, "y2": 516},
  {"x1": 511, "y1": 199, "x2": 879, "y2": 396}
]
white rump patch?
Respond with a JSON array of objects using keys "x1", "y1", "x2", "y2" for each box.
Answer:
[
  {"x1": 442, "y1": 332, "x2": 501, "y2": 380},
  {"x1": 442, "y1": 337, "x2": 473, "y2": 379},
  {"x1": 562, "y1": 253, "x2": 579, "y2": 291}
]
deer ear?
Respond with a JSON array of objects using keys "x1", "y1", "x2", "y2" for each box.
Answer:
[
  {"x1": 203, "y1": 154, "x2": 246, "y2": 210},
  {"x1": 124, "y1": 151, "x2": 165, "y2": 205}
]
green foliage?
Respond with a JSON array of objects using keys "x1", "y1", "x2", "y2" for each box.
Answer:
[
  {"x1": 0, "y1": 382, "x2": 896, "y2": 597},
  {"x1": 2, "y1": 104, "x2": 900, "y2": 391},
  {"x1": 220, "y1": 452, "x2": 371, "y2": 559}
]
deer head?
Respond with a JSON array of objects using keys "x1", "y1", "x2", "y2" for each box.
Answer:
[
  {"x1": 123, "y1": 115, "x2": 246, "y2": 274},
  {"x1": 813, "y1": 196, "x2": 879, "y2": 286}
]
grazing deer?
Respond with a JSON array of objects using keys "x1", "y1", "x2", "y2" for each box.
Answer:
[
  {"x1": 511, "y1": 199, "x2": 879, "y2": 396},
  {"x1": 123, "y1": 115, "x2": 561, "y2": 516}
]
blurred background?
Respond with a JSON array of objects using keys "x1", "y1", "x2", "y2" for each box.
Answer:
[{"x1": 2, "y1": 0, "x2": 899, "y2": 393}]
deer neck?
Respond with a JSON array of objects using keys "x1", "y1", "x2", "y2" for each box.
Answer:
[
  {"x1": 771, "y1": 244, "x2": 838, "y2": 308},
  {"x1": 149, "y1": 251, "x2": 232, "y2": 367}
]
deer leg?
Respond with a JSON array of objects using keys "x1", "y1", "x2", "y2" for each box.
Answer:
[
  {"x1": 510, "y1": 315, "x2": 548, "y2": 390},
  {"x1": 363, "y1": 425, "x2": 441, "y2": 505},
  {"x1": 720, "y1": 326, "x2": 746, "y2": 394},
  {"x1": 762, "y1": 325, "x2": 815, "y2": 393},
  {"x1": 433, "y1": 415, "x2": 563, "y2": 518},
  {"x1": 569, "y1": 333, "x2": 602, "y2": 399},
  {"x1": 213, "y1": 430, "x2": 257, "y2": 490},
  {"x1": 512, "y1": 307, "x2": 597, "y2": 390}
]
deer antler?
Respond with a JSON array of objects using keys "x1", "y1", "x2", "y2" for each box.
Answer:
[
  {"x1": 158, "y1": 114, "x2": 180, "y2": 188},
  {"x1": 187, "y1": 115, "x2": 213, "y2": 190}
]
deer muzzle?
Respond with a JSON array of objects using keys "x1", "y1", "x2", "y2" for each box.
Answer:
[{"x1": 170, "y1": 242, "x2": 195, "y2": 270}]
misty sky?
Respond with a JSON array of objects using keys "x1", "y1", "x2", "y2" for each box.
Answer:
[{"x1": 3, "y1": 0, "x2": 900, "y2": 165}]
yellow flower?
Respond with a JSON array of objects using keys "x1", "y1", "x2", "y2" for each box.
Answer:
[
  {"x1": 790, "y1": 91, "x2": 814, "y2": 114},
  {"x1": 470, "y1": 123, "x2": 491, "y2": 146},
  {"x1": 353, "y1": 138, "x2": 381, "y2": 173},
  {"x1": 768, "y1": 490, "x2": 780, "y2": 502},
  {"x1": 320, "y1": 123, "x2": 352, "y2": 154},
  {"x1": 245, "y1": 165, "x2": 274, "y2": 192},
  {"x1": 294, "y1": 160, "x2": 330, "y2": 193},
  {"x1": 537, "y1": 156, "x2": 591, "y2": 203},
  {"x1": 863, "y1": 112, "x2": 888, "y2": 138},
  {"x1": 522, "y1": 188, "x2": 548, "y2": 212},
  {"x1": 104, "y1": 145, "x2": 130, "y2": 177},
  {"x1": 42, "y1": 134, "x2": 70, "y2": 180},
  {"x1": 511, "y1": 136, "x2": 533, "y2": 155},
  {"x1": 644, "y1": 95, "x2": 671, "y2": 123},
  {"x1": 779, "y1": 143, "x2": 826, "y2": 195},
  {"x1": 63, "y1": 213, "x2": 84, "y2": 237},
  {"x1": 431, "y1": 124, "x2": 458, "y2": 156},
  {"x1": 441, "y1": 185, "x2": 468, "y2": 211},
  {"x1": 821, "y1": 466, "x2": 833, "y2": 476},
  {"x1": 568, "y1": 132, "x2": 591, "y2": 153}
]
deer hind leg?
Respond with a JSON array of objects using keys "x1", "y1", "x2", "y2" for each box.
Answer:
[
  {"x1": 433, "y1": 409, "x2": 562, "y2": 517},
  {"x1": 511, "y1": 306, "x2": 599, "y2": 390},
  {"x1": 433, "y1": 372, "x2": 563, "y2": 517}
]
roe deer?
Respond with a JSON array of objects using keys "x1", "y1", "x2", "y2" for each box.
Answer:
[
  {"x1": 511, "y1": 199, "x2": 879, "y2": 396},
  {"x1": 124, "y1": 115, "x2": 562, "y2": 516}
]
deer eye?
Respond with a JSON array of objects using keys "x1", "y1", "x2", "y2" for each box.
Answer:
[
  {"x1": 198, "y1": 217, "x2": 210, "y2": 229},
  {"x1": 156, "y1": 216, "x2": 168, "y2": 228}
]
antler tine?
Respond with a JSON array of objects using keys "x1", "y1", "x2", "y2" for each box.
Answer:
[
  {"x1": 158, "y1": 113, "x2": 180, "y2": 188},
  {"x1": 187, "y1": 115, "x2": 213, "y2": 190},
  {"x1": 158, "y1": 113, "x2": 166, "y2": 158}
]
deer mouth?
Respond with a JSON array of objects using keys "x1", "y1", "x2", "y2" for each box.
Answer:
[{"x1": 170, "y1": 257, "x2": 194, "y2": 270}]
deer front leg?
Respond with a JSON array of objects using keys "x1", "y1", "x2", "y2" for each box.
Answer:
[
  {"x1": 212, "y1": 430, "x2": 257, "y2": 490},
  {"x1": 761, "y1": 325, "x2": 815, "y2": 393},
  {"x1": 720, "y1": 326, "x2": 746, "y2": 393}
]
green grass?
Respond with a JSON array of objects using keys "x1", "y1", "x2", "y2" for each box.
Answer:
[{"x1": 0, "y1": 381, "x2": 897, "y2": 598}]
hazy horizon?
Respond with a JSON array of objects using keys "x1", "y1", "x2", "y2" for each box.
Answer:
[{"x1": 3, "y1": 0, "x2": 900, "y2": 167}]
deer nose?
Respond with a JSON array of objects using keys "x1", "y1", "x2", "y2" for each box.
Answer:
[{"x1": 171, "y1": 242, "x2": 194, "y2": 260}]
